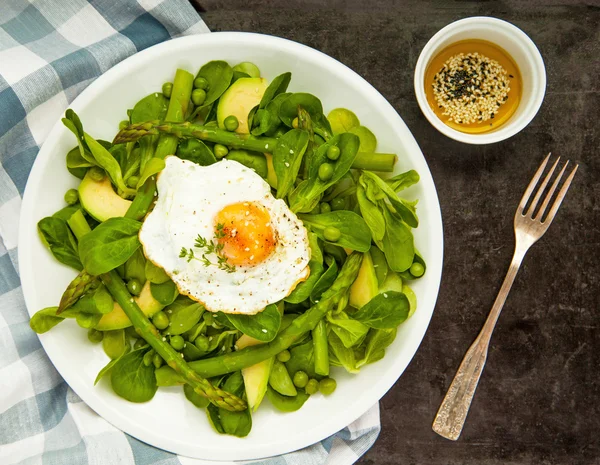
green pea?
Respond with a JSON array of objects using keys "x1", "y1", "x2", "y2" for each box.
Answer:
[
  {"x1": 319, "y1": 202, "x2": 331, "y2": 214},
  {"x1": 162, "y1": 82, "x2": 173, "y2": 99},
  {"x1": 170, "y1": 335, "x2": 185, "y2": 351},
  {"x1": 224, "y1": 115, "x2": 239, "y2": 132},
  {"x1": 293, "y1": 371, "x2": 308, "y2": 388},
  {"x1": 305, "y1": 378, "x2": 319, "y2": 395},
  {"x1": 318, "y1": 163, "x2": 334, "y2": 182},
  {"x1": 153, "y1": 353, "x2": 164, "y2": 369},
  {"x1": 326, "y1": 145, "x2": 340, "y2": 161},
  {"x1": 133, "y1": 339, "x2": 148, "y2": 350},
  {"x1": 319, "y1": 377, "x2": 337, "y2": 395},
  {"x1": 195, "y1": 335, "x2": 209, "y2": 352},
  {"x1": 203, "y1": 312, "x2": 214, "y2": 325},
  {"x1": 194, "y1": 77, "x2": 209, "y2": 90},
  {"x1": 119, "y1": 120, "x2": 129, "y2": 130},
  {"x1": 323, "y1": 226, "x2": 341, "y2": 242},
  {"x1": 87, "y1": 328, "x2": 103, "y2": 344},
  {"x1": 89, "y1": 167, "x2": 105, "y2": 182},
  {"x1": 276, "y1": 350, "x2": 291, "y2": 363},
  {"x1": 213, "y1": 144, "x2": 228, "y2": 159},
  {"x1": 152, "y1": 311, "x2": 169, "y2": 330},
  {"x1": 410, "y1": 262, "x2": 425, "y2": 277},
  {"x1": 126, "y1": 175, "x2": 139, "y2": 189},
  {"x1": 127, "y1": 278, "x2": 141, "y2": 296},
  {"x1": 330, "y1": 197, "x2": 346, "y2": 211},
  {"x1": 192, "y1": 88, "x2": 207, "y2": 106},
  {"x1": 292, "y1": 117, "x2": 299, "y2": 129},
  {"x1": 64, "y1": 188, "x2": 79, "y2": 205}
]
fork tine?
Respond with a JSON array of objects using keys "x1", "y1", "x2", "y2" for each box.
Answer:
[
  {"x1": 518, "y1": 153, "x2": 551, "y2": 215},
  {"x1": 534, "y1": 161, "x2": 568, "y2": 220},
  {"x1": 541, "y1": 164, "x2": 578, "y2": 225},
  {"x1": 526, "y1": 156, "x2": 560, "y2": 218}
]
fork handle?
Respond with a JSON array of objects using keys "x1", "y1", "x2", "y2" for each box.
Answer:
[{"x1": 432, "y1": 250, "x2": 525, "y2": 440}]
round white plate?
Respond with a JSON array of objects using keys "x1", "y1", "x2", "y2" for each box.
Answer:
[{"x1": 19, "y1": 33, "x2": 443, "y2": 461}]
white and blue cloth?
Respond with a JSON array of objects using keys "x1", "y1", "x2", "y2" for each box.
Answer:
[{"x1": 0, "y1": 1, "x2": 380, "y2": 464}]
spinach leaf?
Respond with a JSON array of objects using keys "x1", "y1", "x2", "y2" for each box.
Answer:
[
  {"x1": 130, "y1": 92, "x2": 169, "y2": 123},
  {"x1": 327, "y1": 108, "x2": 360, "y2": 135},
  {"x1": 78, "y1": 217, "x2": 142, "y2": 275},
  {"x1": 285, "y1": 340, "x2": 319, "y2": 379},
  {"x1": 84, "y1": 134, "x2": 135, "y2": 197},
  {"x1": 259, "y1": 72, "x2": 291, "y2": 109},
  {"x1": 94, "y1": 356, "x2": 121, "y2": 385},
  {"x1": 196, "y1": 61, "x2": 234, "y2": 107},
  {"x1": 206, "y1": 403, "x2": 226, "y2": 434},
  {"x1": 66, "y1": 146, "x2": 94, "y2": 171},
  {"x1": 226, "y1": 304, "x2": 280, "y2": 342},
  {"x1": 102, "y1": 329, "x2": 128, "y2": 360},
  {"x1": 38, "y1": 217, "x2": 82, "y2": 270},
  {"x1": 29, "y1": 307, "x2": 63, "y2": 334},
  {"x1": 349, "y1": 126, "x2": 377, "y2": 152},
  {"x1": 110, "y1": 349, "x2": 158, "y2": 402},
  {"x1": 124, "y1": 248, "x2": 146, "y2": 285},
  {"x1": 273, "y1": 129, "x2": 309, "y2": 199},
  {"x1": 387, "y1": 170, "x2": 420, "y2": 192},
  {"x1": 328, "y1": 331, "x2": 359, "y2": 373},
  {"x1": 285, "y1": 232, "x2": 323, "y2": 304},
  {"x1": 381, "y1": 207, "x2": 414, "y2": 272},
  {"x1": 289, "y1": 133, "x2": 360, "y2": 212},
  {"x1": 361, "y1": 171, "x2": 418, "y2": 228},
  {"x1": 352, "y1": 291, "x2": 409, "y2": 329},
  {"x1": 299, "y1": 211, "x2": 372, "y2": 252},
  {"x1": 356, "y1": 328, "x2": 397, "y2": 368},
  {"x1": 71, "y1": 284, "x2": 113, "y2": 314},
  {"x1": 266, "y1": 386, "x2": 310, "y2": 412},
  {"x1": 279, "y1": 93, "x2": 323, "y2": 127},
  {"x1": 310, "y1": 256, "x2": 338, "y2": 303},
  {"x1": 164, "y1": 296, "x2": 204, "y2": 335},
  {"x1": 150, "y1": 280, "x2": 179, "y2": 306},
  {"x1": 176, "y1": 138, "x2": 216, "y2": 166},
  {"x1": 145, "y1": 260, "x2": 170, "y2": 284},
  {"x1": 184, "y1": 383, "x2": 210, "y2": 408},
  {"x1": 218, "y1": 372, "x2": 252, "y2": 437},
  {"x1": 357, "y1": 185, "x2": 385, "y2": 244},
  {"x1": 62, "y1": 110, "x2": 95, "y2": 165},
  {"x1": 327, "y1": 311, "x2": 369, "y2": 348},
  {"x1": 136, "y1": 157, "x2": 165, "y2": 189}
]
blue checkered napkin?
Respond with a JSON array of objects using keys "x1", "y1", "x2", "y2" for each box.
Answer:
[{"x1": 0, "y1": 1, "x2": 381, "y2": 464}]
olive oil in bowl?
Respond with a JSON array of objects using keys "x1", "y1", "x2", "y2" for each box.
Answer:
[{"x1": 424, "y1": 39, "x2": 521, "y2": 134}]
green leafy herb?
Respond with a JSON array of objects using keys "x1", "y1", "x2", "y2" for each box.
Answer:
[
  {"x1": 179, "y1": 225, "x2": 236, "y2": 273},
  {"x1": 356, "y1": 328, "x2": 397, "y2": 368},
  {"x1": 299, "y1": 211, "x2": 372, "y2": 252},
  {"x1": 78, "y1": 217, "x2": 142, "y2": 275},
  {"x1": 273, "y1": 129, "x2": 309, "y2": 199},
  {"x1": 110, "y1": 349, "x2": 158, "y2": 402},
  {"x1": 164, "y1": 296, "x2": 204, "y2": 335},
  {"x1": 29, "y1": 307, "x2": 63, "y2": 334},
  {"x1": 195, "y1": 61, "x2": 234, "y2": 108},
  {"x1": 352, "y1": 291, "x2": 409, "y2": 329},
  {"x1": 38, "y1": 217, "x2": 82, "y2": 271},
  {"x1": 226, "y1": 304, "x2": 281, "y2": 342}
]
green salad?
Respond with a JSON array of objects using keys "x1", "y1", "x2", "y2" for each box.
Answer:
[{"x1": 30, "y1": 60, "x2": 426, "y2": 437}]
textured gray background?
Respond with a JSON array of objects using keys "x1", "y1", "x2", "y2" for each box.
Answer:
[{"x1": 192, "y1": 1, "x2": 599, "y2": 464}]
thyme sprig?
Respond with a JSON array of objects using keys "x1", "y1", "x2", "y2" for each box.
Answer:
[{"x1": 179, "y1": 223, "x2": 236, "y2": 273}]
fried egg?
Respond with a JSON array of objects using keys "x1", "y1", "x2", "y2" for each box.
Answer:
[{"x1": 139, "y1": 157, "x2": 310, "y2": 314}]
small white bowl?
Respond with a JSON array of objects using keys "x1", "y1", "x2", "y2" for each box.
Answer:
[{"x1": 414, "y1": 16, "x2": 546, "y2": 144}]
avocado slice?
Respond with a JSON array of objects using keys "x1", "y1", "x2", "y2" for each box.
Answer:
[
  {"x1": 217, "y1": 77, "x2": 268, "y2": 134},
  {"x1": 95, "y1": 281, "x2": 163, "y2": 331},
  {"x1": 78, "y1": 172, "x2": 132, "y2": 222},
  {"x1": 349, "y1": 250, "x2": 379, "y2": 309},
  {"x1": 237, "y1": 334, "x2": 274, "y2": 412}
]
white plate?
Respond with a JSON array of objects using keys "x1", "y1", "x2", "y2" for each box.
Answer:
[{"x1": 19, "y1": 33, "x2": 443, "y2": 461}]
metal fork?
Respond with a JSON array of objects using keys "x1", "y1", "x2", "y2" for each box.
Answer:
[{"x1": 432, "y1": 153, "x2": 578, "y2": 441}]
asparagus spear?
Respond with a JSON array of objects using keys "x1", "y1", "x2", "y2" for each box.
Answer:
[
  {"x1": 312, "y1": 319, "x2": 330, "y2": 376},
  {"x1": 185, "y1": 252, "x2": 362, "y2": 378},
  {"x1": 114, "y1": 121, "x2": 396, "y2": 172},
  {"x1": 100, "y1": 270, "x2": 247, "y2": 412}
]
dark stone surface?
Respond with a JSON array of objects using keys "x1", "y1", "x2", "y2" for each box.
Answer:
[{"x1": 195, "y1": 1, "x2": 599, "y2": 463}]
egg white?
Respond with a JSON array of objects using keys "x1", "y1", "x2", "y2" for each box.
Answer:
[{"x1": 139, "y1": 157, "x2": 310, "y2": 314}]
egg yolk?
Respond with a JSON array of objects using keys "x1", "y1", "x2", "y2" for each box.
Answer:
[{"x1": 214, "y1": 202, "x2": 276, "y2": 266}]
